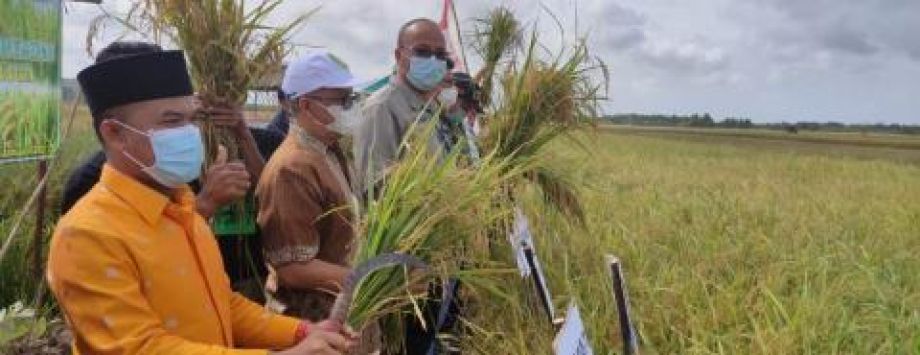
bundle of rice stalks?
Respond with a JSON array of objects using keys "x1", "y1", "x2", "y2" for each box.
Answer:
[
  {"x1": 90, "y1": 0, "x2": 310, "y2": 164},
  {"x1": 342, "y1": 119, "x2": 523, "y2": 349},
  {"x1": 480, "y1": 28, "x2": 607, "y2": 223},
  {"x1": 471, "y1": 6, "x2": 521, "y2": 108}
]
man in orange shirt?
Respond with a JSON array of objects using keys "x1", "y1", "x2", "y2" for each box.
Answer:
[{"x1": 47, "y1": 49, "x2": 353, "y2": 355}]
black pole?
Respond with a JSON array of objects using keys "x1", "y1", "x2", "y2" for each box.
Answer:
[
  {"x1": 607, "y1": 255, "x2": 638, "y2": 355},
  {"x1": 524, "y1": 246, "x2": 554, "y2": 324}
]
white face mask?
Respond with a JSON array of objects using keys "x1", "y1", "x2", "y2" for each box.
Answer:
[
  {"x1": 114, "y1": 121, "x2": 204, "y2": 188},
  {"x1": 437, "y1": 87, "x2": 459, "y2": 108},
  {"x1": 326, "y1": 105, "x2": 362, "y2": 136}
]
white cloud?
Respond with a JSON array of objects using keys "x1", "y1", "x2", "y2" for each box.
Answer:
[{"x1": 61, "y1": 0, "x2": 920, "y2": 124}]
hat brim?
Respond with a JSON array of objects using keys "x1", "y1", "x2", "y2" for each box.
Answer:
[{"x1": 323, "y1": 76, "x2": 364, "y2": 90}]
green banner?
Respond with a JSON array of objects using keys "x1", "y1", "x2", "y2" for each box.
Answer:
[{"x1": 0, "y1": 0, "x2": 61, "y2": 162}]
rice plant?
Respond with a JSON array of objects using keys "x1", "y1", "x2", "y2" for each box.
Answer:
[
  {"x1": 471, "y1": 6, "x2": 520, "y2": 108},
  {"x1": 88, "y1": 0, "x2": 310, "y2": 164},
  {"x1": 476, "y1": 9, "x2": 607, "y2": 224},
  {"x1": 341, "y1": 118, "x2": 527, "y2": 351},
  {"x1": 342, "y1": 7, "x2": 609, "y2": 351}
]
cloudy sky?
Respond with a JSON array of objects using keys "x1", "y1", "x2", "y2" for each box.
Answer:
[{"x1": 62, "y1": 0, "x2": 920, "y2": 124}]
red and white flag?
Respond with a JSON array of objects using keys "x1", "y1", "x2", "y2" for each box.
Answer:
[{"x1": 439, "y1": 0, "x2": 467, "y2": 72}]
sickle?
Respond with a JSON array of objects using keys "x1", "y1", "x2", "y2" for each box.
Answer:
[{"x1": 328, "y1": 253, "x2": 429, "y2": 328}]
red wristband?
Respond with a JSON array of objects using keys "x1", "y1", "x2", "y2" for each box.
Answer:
[{"x1": 294, "y1": 321, "x2": 310, "y2": 343}]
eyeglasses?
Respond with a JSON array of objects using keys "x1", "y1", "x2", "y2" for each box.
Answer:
[
  {"x1": 301, "y1": 92, "x2": 360, "y2": 110},
  {"x1": 403, "y1": 46, "x2": 455, "y2": 69}
]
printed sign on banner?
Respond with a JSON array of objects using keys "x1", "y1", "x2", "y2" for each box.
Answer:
[
  {"x1": 554, "y1": 303, "x2": 594, "y2": 355},
  {"x1": 0, "y1": 0, "x2": 62, "y2": 162}
]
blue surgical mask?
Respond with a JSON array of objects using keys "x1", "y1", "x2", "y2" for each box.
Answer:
[
  {"x1": 115, "y1": 121, "x2": 205, "y2": 188},
  {"x1": 407, "y1": 56, "x2": 447, "y2": 92}
]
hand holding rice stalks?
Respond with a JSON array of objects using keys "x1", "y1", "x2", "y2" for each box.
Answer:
[
  {"x1": 344, "y1": 118, "x2": 523, "y2": 336},
  {"x1": 89, "y1": 0, "x2": 311, "y2": 164}
]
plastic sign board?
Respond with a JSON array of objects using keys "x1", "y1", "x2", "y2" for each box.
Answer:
[
  {"x1": 554, "y1": 303, "x2": 594, "y2": 355},
  {"x1": 0, "y1": 0, "x2": 62, "y2": 162},
  {"x1": 509, "y1": 207, "x2": 556, "y2": 321},
  {"x1": 509, "y1": 207, "x2": 534, "y2": 277}
]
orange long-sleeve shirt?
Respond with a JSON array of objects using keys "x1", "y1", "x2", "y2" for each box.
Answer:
[{"x1": 47, "y1": 165, "x2": 301, "y2": 355}]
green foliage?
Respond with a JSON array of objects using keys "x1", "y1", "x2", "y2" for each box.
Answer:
[
  {"x1": 0, "y1": 302, "x2": 45, "y2": 347},
  {"x1": 0, "y1": 105, "x2": 95, "y2": 310},
  {"x1": 344, "y1": 119, "x2": 521, "y2": 334}
]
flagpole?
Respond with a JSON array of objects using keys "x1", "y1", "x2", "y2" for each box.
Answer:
[{"x1": 449, "y1": 0, "x2": 470, "y2": 72}]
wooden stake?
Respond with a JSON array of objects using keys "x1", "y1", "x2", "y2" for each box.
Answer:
[{"x1": 31, "y1": 159, "x2": 48, "y2": 280}]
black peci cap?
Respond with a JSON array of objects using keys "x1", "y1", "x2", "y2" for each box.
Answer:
[{"x1": 77, "y1": 50, "x2": 194, "y2": 118}]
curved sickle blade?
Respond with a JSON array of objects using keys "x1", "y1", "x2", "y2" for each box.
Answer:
[{"x1": 329, "y1": 253, "x2": 429, "y2": 327}]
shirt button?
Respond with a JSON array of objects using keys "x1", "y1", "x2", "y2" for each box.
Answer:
[{"x1": 164, "y1": 317, "x2": 179, "y2": 330}]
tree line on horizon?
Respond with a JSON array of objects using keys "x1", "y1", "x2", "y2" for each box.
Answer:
[{"x1": 603, "y1": 113, "x2": 920, "y2": 135}]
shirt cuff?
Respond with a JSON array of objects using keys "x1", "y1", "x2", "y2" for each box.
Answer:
[
  {"x1": 264, "y1": 245, "x2": 319, "y2": 266},
  {"x1": 262, "y1": 314, "x2": 303, "y2": 349},
  {"x1": 294, "y1": 321, "x2": 310, "y2": 343}
]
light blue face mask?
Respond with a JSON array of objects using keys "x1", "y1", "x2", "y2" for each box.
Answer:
[
  {"x1": 407, "y1": 55, "x2": 447, "y2": 92},
  {"x1": 115, "y1": 121, "x2": 205, "y2": 188}
]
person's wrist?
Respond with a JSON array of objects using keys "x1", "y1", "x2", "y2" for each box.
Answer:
[
  {"x1": 294, "y1": 321, "x2": 311, "y2": 343},
  {"x1": 232, "y1": 120, "x2": 249, "y2": 136},
  {"x1": 196, "y1": 193, "x2": 217, "y2": 218}
]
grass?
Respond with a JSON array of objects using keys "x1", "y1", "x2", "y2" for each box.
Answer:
[
  {"x1": 0, "y1": 104, "x2": 96, "y2": 309},
  {"x1": 604, "y1": 125, "x2": 920, "y2": 151},
  {"x1": 463, "y1": 130, "x2": 920, "y2": 353}
]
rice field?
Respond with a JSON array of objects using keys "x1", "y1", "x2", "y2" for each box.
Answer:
[
  {"x1": 464, "y1": 127, "x2": 920, "y2": 353},
  {"x1": 2, "y1": 116, "x2": 919, "y2": 353}
]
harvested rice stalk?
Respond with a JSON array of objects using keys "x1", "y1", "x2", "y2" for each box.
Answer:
[
  {"x1": 327, "y1": 253, "x2": 428, "y2": 328},
  {"x1": 480, "y1": 28, "x2": 606, "y2": 223},
  {"x1": 346, "y1": 116, "x2": 522, "y2": 349},
  {"x1": 90, "y1": 0, "x2": 310, "y2": 165},
  {"x1": 472, "y1": 6, "x2": 521, "y2": 108}
]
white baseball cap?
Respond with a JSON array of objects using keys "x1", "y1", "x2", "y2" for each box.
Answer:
[{"x1": 281, "y1": 49, "x2": 361, "y2": 99}]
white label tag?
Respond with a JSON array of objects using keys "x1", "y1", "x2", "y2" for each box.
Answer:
[
  {"x1": 554, "y1": 303, "x2": 594, "y2": 355},
  {"x1": 509, "y1": 207, "x2": 534, "y2": 277}
]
